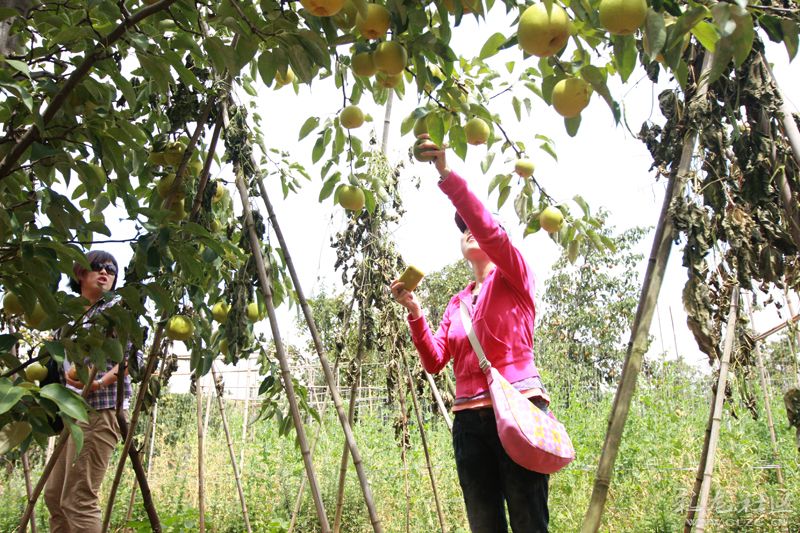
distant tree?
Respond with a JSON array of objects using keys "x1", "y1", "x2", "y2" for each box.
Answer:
[{"x1": 537, "y1": 219, "x2": 649, "y2": 386}]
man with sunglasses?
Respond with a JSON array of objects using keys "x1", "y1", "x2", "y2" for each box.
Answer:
[{"x1": 45, "y1": 250, "x2": 139, "y2": 533}]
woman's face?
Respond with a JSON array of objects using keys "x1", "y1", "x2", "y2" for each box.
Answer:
[{"x1": 460, "y1": 229, "x2": 488, "y2": 262}]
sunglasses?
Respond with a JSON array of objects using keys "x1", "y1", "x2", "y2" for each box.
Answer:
[{"x1": 90, "y1": 262, "x2": 118, "y2": 276}]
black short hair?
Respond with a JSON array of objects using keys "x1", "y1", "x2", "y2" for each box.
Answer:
[{"x1": 69, "y1": 250, "x2": 119, "y2": 294}]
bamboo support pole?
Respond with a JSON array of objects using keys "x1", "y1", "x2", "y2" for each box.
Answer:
[
  {"x1": 202, "y1": 379, "x2": 213, "y2": 450},
  {"x1": 754, "y1": 312, "x2": 800, "y2": 343},
  {"x1": 21, "y1": 452, "x2": 36, "y2": 533},
  {"x1": 395, "y1": 356, "x2": 411, "y2": 533},
  {"x1": 210, "y1": 366, "x2": 252, "y2": 532},
  {"x1": 101, "y1": 324, "x2": 164, "y2": 533},
  {"x1": 124, "y1": 410, "x2": 154, "y2": 525},
  {"x1": 147, "y1": 401, "x2": 158, "y2": 477},
  {"x1": 747, "y1": 300, "x2": 784, "y2": 487},
  {"x1": 18, "y1": 366, "x2": 99, "y2": 532},
  {"x1": 254, "y1": 175, "x2": 382, "y2": 532},
  {"x1": 684, "y1": 358, "x2": 721, "y2": 532},
  {"x1": 694, "y1": 286, "x2": 740, "y2": 533},
  {"x1": 196, "y1": 373, "x2": 206, "y2": 532},
  {"x1": 333, "y1": 313, "x2": 366, "y2": 533},
  {"x1": 783, "y1": 289, "x2": 800, "y2": 385},
  {"x1": 233, "y1": 169, "x2": 331, "y2": 533},
  {"x1": 240, "y1": 360, "x2": 253, "y2": 475},
  {"x1": 581, "y1": 50, "x2": 715, "y2": 533},
  {"x1": 425, "y1": 371, "x2": 452, "y2": 433},
  {"x1": 402, "y1": 354, "x2": 447, "y2": 533},
  {"x1": 756, "y1": 54, "x2": 800, "y2": 254}
]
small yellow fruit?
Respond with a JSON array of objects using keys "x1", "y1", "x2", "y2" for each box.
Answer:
[
  {"x1": 166, "y1": 315, "x2": 194, "y2": 341},
  {"x1": 356, "y1": 3, "x2": 391, "y2": 40},
  {"x1": 156, "y1": 173, "x2": 177, "y2": 198},
  {"x1": 373, "y1": 41, "x2": 407, "y2": 75},
  {"x1": 148, "y1": 151, "x2": 166, "y2": 166},
  {"x1": 219, "y1": 338, "x2": 228, "y2": 356},
  {"x1": 188, "y1": 158, "x2": 204, "y2": 176},
  {"x1": 599, "y1": 0, "x2": 647, "y2": 36},
  {"x1": 25, "y1": 362, "x2": 48, "y2": 382},
  {"x1": 514, "y1": 159, "x2": 535, "y2": 178},
  {"x1": 163, "y1": 141, "x2": 185, "y2": 167},
  {"x1": 352, "y1": 52, "x2": 377, "y2": 77},
  {"x1": 24, "y1": 303, "x2": 48, "y2": 330},
  {"x1": 340, "y1": 105, "x2": 365, "y2": 129},
  {"x1": 300, "y1": 0, "x2": 346, "y2": 17},
  {"x1": 539, "y1": 206, "x2": 564, "y2": 234},
  {"x1": 464, "y1": 117, "x2": 490, "y2": 146},
  {"x1": 518, "y1": 3, "x2": 571, "y2": 58},
  {"x1": 3, "y1": 293, "x2": 24, "y2": 316},
  {"x1": 210, "y1": 219, "x2": 222, "y2": 232},
  {"x1": 212, "y1": 181, "x2": 225, "y2": 203},
  {"x1": 551, "y1": 78, "x2": 592, "y2": 118},
  {"x1": 246, "y1": 302, "x2": 263, "y2": 322},
  {"x1": 211, "y1": 302, "x2": 230, "y2": 323},
  {"x1": 167, "y1": 198, "x2": 187, "y2": 221},
  {"x1": 376, "y1": 72, "x2": 402, "y2": 89},
  {"x1": 274, "y1": 68, "x2": 295, "y2": 88},
  {"x1": 338, "y1": 185, "x2": 366, "y2": 211}
]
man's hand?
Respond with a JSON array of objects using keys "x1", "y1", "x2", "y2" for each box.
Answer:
[{"x1": 390, "y1": 280, "x2": 422, "y2": 319}]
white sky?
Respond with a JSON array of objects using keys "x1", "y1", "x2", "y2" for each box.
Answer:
[{"x1": 89, "y1": 6, "x2": 800, "y2": 393}]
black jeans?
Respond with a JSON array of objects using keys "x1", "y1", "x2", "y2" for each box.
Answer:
[{"x1": 453, "y1": 405, "x2": 549, "y2": 533}]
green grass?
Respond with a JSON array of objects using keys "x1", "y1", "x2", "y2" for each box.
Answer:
[{"x1": 2, "y1": 370, "x2": 797, "y2": 532}]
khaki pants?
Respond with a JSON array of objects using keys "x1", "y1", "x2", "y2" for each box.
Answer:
[{"x1": 45, "y1": 409, "x2": 122, "y2": 533}]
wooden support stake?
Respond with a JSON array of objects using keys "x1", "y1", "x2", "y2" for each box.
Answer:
[
  {"x1": 403, "y1": 354, "x2": 447, "y2": 533},
  {"x1": 747, "y1": 299, "x2": 784, "y2": 487},
  {"x1": 425, "y1": 371, "x2": 452, "y2": 433},
  {"x1": 254, "y1": 174, "x2": 382, "y2": 532},
  {"x1": 21, "y1": 453, "x2": 36, "y2": 533},
  {"x1": 210, "y1": 366, "x2": 252, "y2": 532},
  {"x1": 233, "y1": 168, "x2": 331, "y2": 533},
  {"x1": 581, "y1": 49, "x2": 715, "y2": 533},
  {"x1": 694, "y1": 285, "x2": 740, "y2": 532},
  {"x1": 196, "y1": 372, "x2": 206, "y2": 532}
]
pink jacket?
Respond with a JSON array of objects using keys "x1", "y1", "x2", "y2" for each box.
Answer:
[{"x1": 408, "y1": 170, "x2": 540, "y2": 399}]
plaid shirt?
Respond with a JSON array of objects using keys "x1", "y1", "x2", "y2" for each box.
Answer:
[{"x1": 60, "y1": 297, "x2": 144, "y2": 410}]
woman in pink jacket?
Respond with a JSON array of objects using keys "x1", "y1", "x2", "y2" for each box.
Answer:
[{"x1": 391, "y1": 139, "x2": 549, "y2": 532}]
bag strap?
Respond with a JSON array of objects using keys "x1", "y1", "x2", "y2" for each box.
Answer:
[{"x1": 459, "y1": 299, "x2": 491, "y2": 372}]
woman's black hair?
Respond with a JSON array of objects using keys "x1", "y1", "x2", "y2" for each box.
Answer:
[{"x1": 69, "y1": 250, "x2": 119, "y2": 294}]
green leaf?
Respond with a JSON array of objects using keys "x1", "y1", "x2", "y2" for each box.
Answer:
[
  {"x1": 691, "y1": 21, "x2": 719, "y2": 53},
  {"x1": 40, "y1": 384, "x2": 88, "y2": 423},
  {"x1": 0, "y1": 379, "x2": 27, "y2": 415},
  {"x1": 0, "y1": 334, "x2": 18, "y2": 353},
  {"x1": 136, "y1": 52, "x2": 171, "y2": 94},
  {"x1": 298, "y1": 117, "x2": 319, "y2": 140},
  {"x1": 4, "y1": 58, "x2": 30, "y2": 78},
  {"x1": 257, "y1": 52, "x2": 277, "y2": 87},
  {"x1": 782, "y1": 20, "x2": 799, "y2": 60},
  {"x1": 497, "y1": 185, "x2": 512, "y2": 209},
  {"x1": 449, "y1": 124, "x2": 467, "y2": 161},
  {"x1": 479, "y1": 32, "x2": 507, "y2": 60},
  {"x1": 613, "y1": 35, "x2": 636, "y2": 83},
  {"x1": 488, "y1": 173, "x2": 507, "y2": 195},
  {"x1": 567, "y1": 239, "x2": 580, "y2": 264},
  {"x1": 64, "y1": 417, "x2": 84, "y2": 458},
  {"x1": 204, "y1": 36, "x2": 237, "y2": 74},
  {"x1": 643, "y1": 9, "x2": 667, "y2": 59},
  {"x1": 564, "y1": 115, "x2": 581, "y2": 137},
  {"x1": 319, "y1": 172, "x2": 340, "y2": 202},
  {"x1": 573, "y1": 195, "x2": 591, "y2": 217},
  {"x1": 512, "y1": 96, "x2": 522, "y2": 121},
  {"x1": 428, "y1": 114, "x2": 445, "y2": 148},
  {"x1": 0, "y1": 421, "x2": 32, "y2": 455},
  {"x1": 286, "y1": 44, "x2": 314, "y2": 83}
]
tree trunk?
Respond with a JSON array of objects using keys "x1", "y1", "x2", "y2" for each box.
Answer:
[
  {"x1": 694, "y1": 285, "x2": 740, "y2": 533},
  {"x1": 210, "y1": 366, "x2": 252, "y2": 532},
  {"x1": 581, "y1": 50, "x2": 716, "y2": 533}
]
